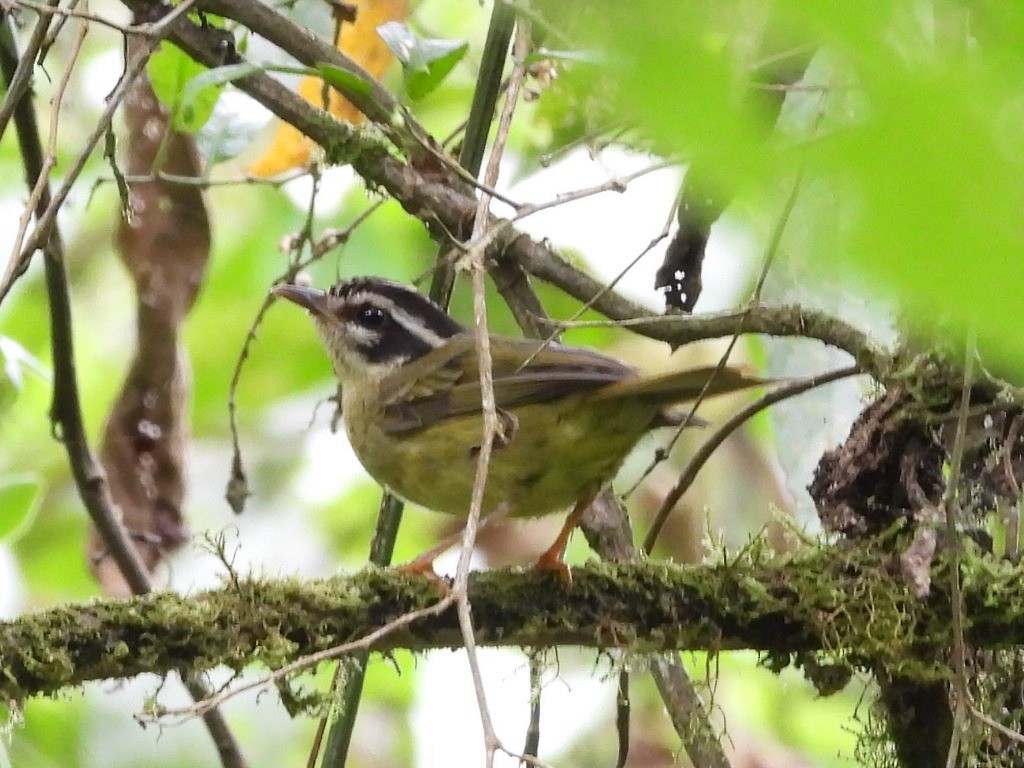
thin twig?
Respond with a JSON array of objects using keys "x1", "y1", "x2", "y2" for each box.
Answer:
[
  {"x1": 751, "y1": 169, "x2": 804, "y2": 304},
  {"x1": 1003, "y1": 415, "x2": 1022, "y2": 558},
  {"x1": 453, "y1": 16, "x2": 533, "y2": 768},
  {"x1": 11, "y1": 0, "x2": 138, "y2": 33},
  {"x1": 0, "y1": 0, "x2": 59, "y2": 142},
  {"x1": 944, "y1": 340, "x2": 973, "y2": 768},
  {"x1": 2, "y1": 0, "x2": 201, "y2": 303},
  {"x1": 98, "y1": 168, "x2": 312, "y2": 189},
  {"x1": 1, "y1": 20, "x2": 248, "y2": 768},
  {"x1": 615, "y1": 670, "x2": 629, "y2": 768},
  {"x1": 522, "y1": 653, "x2": 542, "y2": 764},
  {"x1": 226, "y1": 196, "x2": 380, "y2": 514},
  {"x1": 227, "y1": 165, "x2": 325, "y2": 485},
  {"x1": 461, "y1": 254, "x2": 502, "y2": 764},
  {"x1": 9, "y1": 7, "x2": 89, "y2": 276},
  {"x1": 538, "y1": 124, "x2": 629, "y2": 168},
  {"x1": 511, "y1": 161, "x2": 676, "y2": 222},
  {"x1": 643, "y1": 365, "x2": 862, "y2": 553},
  {"x1": 967, "y1": 704, "x2": 1024, "y2": 747},
  {"x1": 151, "y1": 592, "x2": 458, "y2": 722}
]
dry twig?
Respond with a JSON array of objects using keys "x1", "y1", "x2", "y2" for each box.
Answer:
[{"x1": 453, "y1": 16, "x2": 534, "y2": 768}]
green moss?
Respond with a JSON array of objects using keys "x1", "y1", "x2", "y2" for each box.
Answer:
[{"x1": 2, "y1": 545, "x2": 1023, "y2": 708}]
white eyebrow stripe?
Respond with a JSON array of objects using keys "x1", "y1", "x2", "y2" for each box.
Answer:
[
  {"x1": 342, "y1": 290, "x2": 382, "y2": 306},
  {"x1": 343, "y1": 291, "x2": 446, "y2": 349},
  {"x1": 388, "y1": 305, "x2": 445, "y2": 347}
]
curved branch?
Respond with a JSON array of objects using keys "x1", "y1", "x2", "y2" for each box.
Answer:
[
  {"x1": 110, "y1": 0, "x2": 893, "y2": 381},
  {"x1": 510, "y1": 239, "x2": 889, "y2": 374}
]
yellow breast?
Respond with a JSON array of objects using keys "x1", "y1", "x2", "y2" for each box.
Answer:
[{"x1": 343, "y1": 390, "x2": 660, "y2": 519}]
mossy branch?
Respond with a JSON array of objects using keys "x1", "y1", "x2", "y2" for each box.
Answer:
[{"x1": 5, "y1": 544, "x2": 1024, "y2": 703}]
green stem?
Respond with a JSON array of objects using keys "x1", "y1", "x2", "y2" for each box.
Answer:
[
  {"x1": 429, "y1": 0, "x2": 515, "y2": 306},
  {"x1": 317, "y1": 494, "x2": 404, "y2": 768}
]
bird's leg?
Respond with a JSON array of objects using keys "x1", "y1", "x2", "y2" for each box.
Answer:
[
  {"x1": 396, "y1": 530, "x2": 468, "y2": 591},
  {"x1": 396, "y1": 504, "x2": 510, "y2": 585},
  {"x1": 396, "y1": 551, "x2": 450, "y2": 588},
  {"x1": 535, "y1": 483, "x2": 601, "y2": 582}
]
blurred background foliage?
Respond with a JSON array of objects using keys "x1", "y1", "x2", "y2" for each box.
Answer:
[{"x1": 1, "y1": 0, "x2": 1021, "y2": 766}]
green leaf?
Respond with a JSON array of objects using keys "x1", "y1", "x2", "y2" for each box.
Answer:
[
  {"x1": 315, "y1": 63, "x2": 373, "y2": 99},
  {"x1": 147, "y1": 43, "x2": 249, "y2": 132},
  {"x1": 376, "y1": 21, "x2": 468, "y2": 100},
  {"x1": 527, "y1": 48, "x2": 603, "y2": 65},
  {"x1": 0, "y1": 476, "x2": 41, "y2": 542},
  {"x1": 147, "y1": 42, "x2": 208, "y2": 117},
  {"x1": 537, "y1": 0, "x2": 1024, "y2": 373},
  {"x1": 177, "y1": 62, "x2": 261, "y2": 132}
]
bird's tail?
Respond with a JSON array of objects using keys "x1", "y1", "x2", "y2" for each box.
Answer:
[{"x1": 595, "y1": 365, "x2": 765, "y2": 405}]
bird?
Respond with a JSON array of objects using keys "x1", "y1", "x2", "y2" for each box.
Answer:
[{"x1": 272, "y1": 276, "x2": 762, "y2": 577}]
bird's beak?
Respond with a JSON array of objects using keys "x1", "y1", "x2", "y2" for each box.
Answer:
[{"x1": 271, "y1": 284, "x2": 330, "y2": 316}]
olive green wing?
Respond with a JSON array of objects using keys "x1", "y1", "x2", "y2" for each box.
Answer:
[{"x1": 379, "y1": 334, "x2": 636, "y2": 434}]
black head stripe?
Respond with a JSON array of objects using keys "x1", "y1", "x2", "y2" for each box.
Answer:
[
  {"x1": 359, "y1": 323, "x2": 435, "y2": 364},
  {"x1": 352, "y1": 303, "x2": 389, "y2": 331},
  {"x1": 329, "y1": 277, "x2": 467, "y2": 364},
  {"x1": 329, "y1": 278, "x2": 464, "y2": 337}
]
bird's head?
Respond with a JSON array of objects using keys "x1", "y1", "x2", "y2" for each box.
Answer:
[{"x1": 271, "y1": 277, "x2": 465, "y2": 383}]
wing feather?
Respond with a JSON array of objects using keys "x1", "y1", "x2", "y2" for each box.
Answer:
[{"x1": 379, "y1": 334, "x2": 635, "y2": 434}]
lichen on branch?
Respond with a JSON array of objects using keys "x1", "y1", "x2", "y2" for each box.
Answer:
[{"x1": 5, "y1": 545, "x2": 1024, "y2": 703}]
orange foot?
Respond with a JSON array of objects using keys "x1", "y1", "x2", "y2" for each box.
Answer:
[
  {"x1": 532, "y1": 485, "x2": 600, "y2": 585},
  {"x1": 396, "y1": 557, "x2": 450, "y2": 593},
  {"x1": 534, "y1": 548, "x2": 572, "y2": 584}
]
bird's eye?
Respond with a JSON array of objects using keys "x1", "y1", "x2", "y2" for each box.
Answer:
[{"x1": 356, "y1": 305, "x2": 388, "y2": 330}]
